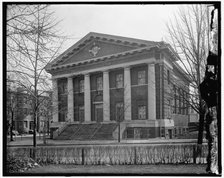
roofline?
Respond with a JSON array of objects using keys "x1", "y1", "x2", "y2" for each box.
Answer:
[
  {"x1": 46, "y1": 45, "x2": 160, "y2": 72},
  {"x1": 47, "y1": 32, "x2": 160, "y2": 68},
  {"x1": 172, "y1": 61, "x2": 191, "y2": 83},
  {"x1": 45, "y1": 32, "x2": 190, "y2": 82}
]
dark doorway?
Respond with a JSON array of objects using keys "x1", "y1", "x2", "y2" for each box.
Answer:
[
  {"x1": 95, "y1": 104, "x2": 103, "y2": 122},
  {"x1": 168, "y1": 129, "x2": 172, "y2": 139}
]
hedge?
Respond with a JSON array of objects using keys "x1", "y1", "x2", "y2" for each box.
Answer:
[{"x1": 7, "y1": 144, "x2": 208, "y2": 165}]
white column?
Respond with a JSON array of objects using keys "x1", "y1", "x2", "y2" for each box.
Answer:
[
  {"x1": 67, "y1": 77, "x2": 74, "y2": 122},
  {"x1": 103, "y1": 70, "x2": 110, "y2": 121},
  {"x1": 148, "y1": 63, "x2": 156, "y2": 120},
  {"x1": 124, "y1": 66, "x2": 132, "y2": 121},
  {"x1": 84, "y1": 73, "x2": 91, "y2": 122},
  {"x1": 52, "y1": 79, "x2": 59, "y2": 122}
]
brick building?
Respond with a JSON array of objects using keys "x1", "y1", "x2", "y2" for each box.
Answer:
[
  {"x1": 7, "y1": 87, "x2": 52, "y2": 134},
  {"x1": 46, "y1": 32, "x2": 190, "y2": 140}
]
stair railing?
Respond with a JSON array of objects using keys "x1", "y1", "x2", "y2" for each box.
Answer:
[
  {"x1": 90, "y1": 123, "x2": 102, "y2": 139},
  {"x1": 53, "y1": 122, "x2": 69, "y2": 139}
]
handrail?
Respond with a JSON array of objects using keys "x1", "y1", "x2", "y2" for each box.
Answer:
[{"x1": 53, "y1": 122, "x2": 68, "y2": 139}]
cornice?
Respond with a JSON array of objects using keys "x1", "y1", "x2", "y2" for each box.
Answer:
[
  {"x1": 46, "y1": 46, "x2": 159, "y2": 73},
  {"x1": 46, "y1": 32, "x2": 159, "y2": 70}
]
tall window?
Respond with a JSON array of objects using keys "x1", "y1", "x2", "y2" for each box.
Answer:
[
  {"x1": 115, "y1": 102, "x2": 124, "y2": 122},
  {"x1": 24, "y1": 121, "x2": 28, "y2": 128},
  {"x1": 79, "y1": 80, "x2": 84, "y2": 93},
  {"x1": 178, "y1": 88, "x2": 181, "y2": 114},
  {"x1": 30, "y1": 121, "x2": 34, "y2": 130},
  {"x1": 116, "y1": 74, "x2": 123, "y2": 88},
  {"x1": 138, "y1": 105, "x2": 146, "y2": 119},
  {"x1": 185, "y1": 92, "x2": 188, "y2": 115},
  {"x1": 167, "y1": 70, "x2": 170, "y2": 84},
  {"x1": 79, "y1": 106, "x2": 84, "y2": 122},
  {"x1": 96, "y1": 76, "x2": 103, "y2": 90},
  {"x1": 173, "y1": 85, "x2": 177, "y2": 114},
  {"x1": 58, "y1": 79, "x2": 67, "y2": 122},
  {"x1": 59, "y1": 110, "x2": 67, "y2": 122},
  {"x1": 58, "y1": 79, "x2": 67, "y2": 94},
  {"x1": 161, "y1": 127, "x2": 165, "y2": 137},
  {"x1": 168, "y1": 100, "x2": 171, "y2": 118},
  {"x1": 183, "y1": 91, "x2": 186, "y2": 115},
  {"x1": 138, "y1": 70, "x2": 146, "y2": 85}
]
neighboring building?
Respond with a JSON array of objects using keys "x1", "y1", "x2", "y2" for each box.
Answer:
[
  {"x1": 188, "y1": 106, "x2": 199, "y2": 133},
  {"x1": 46, "y1": 32, "x2": 191, "y2": 140},
  {"x1": 7, "y1": 87, "x2": 52, "y2": 134}
]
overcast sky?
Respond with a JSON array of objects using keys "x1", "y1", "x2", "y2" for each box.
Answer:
[{"x1": 50, "y1": 4, "x2": 181, "y2": 51}]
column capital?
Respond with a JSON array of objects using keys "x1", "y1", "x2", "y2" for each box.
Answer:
[
  {"x1": 124, "y1": 66, "x2": 131, "y2": 70},
  {"x1": 147, "y1": 62, "x2": 155, "y2": 66},
  {"x1": 103, "y1": 70, "x2": 109, "y2": 74},
  {"x1": 67, "y1": 76, "x2": 74, "y2": 80},
  {"x1": 84, "y1": 73, "x2": 90, "y2": 77}
]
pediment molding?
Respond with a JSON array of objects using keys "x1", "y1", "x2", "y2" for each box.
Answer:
[{"x1": 46, "y1": 32, "x2": 158, "y2": 69}]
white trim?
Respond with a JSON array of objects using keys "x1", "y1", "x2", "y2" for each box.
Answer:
[
  {"x1": 93, "y1": 101, "x2": 103, "y2": 104},
  {"x1": 52, "y1": 58, "x2": 156, "y2": 79},
  {"x1": 131, "y1": 84, "x2": 148, "y2": 87},
  {"x1": 155, "y1": 59, "x2": 173, "y2": 69}
]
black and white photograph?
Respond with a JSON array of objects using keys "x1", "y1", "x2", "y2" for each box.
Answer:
[{"x1": 3, "y1": 1, "x2": 221, "y2": 176}]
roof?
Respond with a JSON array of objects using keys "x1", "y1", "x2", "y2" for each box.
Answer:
[{"x1": 45, "y1": 32, "x2": 189, "y2": 81}]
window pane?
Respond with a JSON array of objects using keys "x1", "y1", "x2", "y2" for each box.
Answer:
[
  {"x1": 140, "y1": 128, "x2": 149, "y2": 139},
  {"x1": 79, "y1": 80, "x2": 84, "y2": 93},
  {"x1": 127, "y1": 128, "x2": 134, "y2": 138},
  {"x1": 138, "y1": 71, "x2": 146, "y2": 85},
  {"x1": 138, "y1": 105, "x2": 146, "y2": 119},
  {"x1": 79, "y1": 106, "x2": 84, "y2": 122},
  {"x1": 116, "y1": 74, "x2": 123, "y2": 88},
  {"x1": 97, "y1": 77, "x2": 103, "y2": 90},
  {"x1": 134, "y1": 128, "x2": 140, "y2": 139},
  {"x1": 161, "y1": 127, "x2": 165, "y2": 137},
  {"x1": 115, "y1": 102, "x2": 124, "y2": 121},
  {"x1": 167, "y1": 70, "x2": 170, "y2": 84}
]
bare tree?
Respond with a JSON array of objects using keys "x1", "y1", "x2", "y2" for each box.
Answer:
[
  {"x1": 166, "y1": 5, "x2": 209, "y2": 145},
  {"x1": 6, "y1": 4, "x2": 66, "y2": 153},
  {"x1": 6, "y1": 76, "x2": 18, "y2": 142}
]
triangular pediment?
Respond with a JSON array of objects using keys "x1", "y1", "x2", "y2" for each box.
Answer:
[
  {"x1": 48, "y1": 32, "x2": 159, "y2": 68},
  {"x1": 60, "y1": 39, "x2": 138, "y2": 65}
]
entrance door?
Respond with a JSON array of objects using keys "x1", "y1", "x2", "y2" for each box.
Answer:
[
  {"x1": 168, "y1": 129, "x2": 172, "y2": 139},
  {"x1": 95, "y1": 104, "x2": 103, "y2": 122}
]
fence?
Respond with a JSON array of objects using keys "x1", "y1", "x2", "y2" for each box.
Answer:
[{"x1": 7, "y1": 144, "x2": 208, "y2": 165}]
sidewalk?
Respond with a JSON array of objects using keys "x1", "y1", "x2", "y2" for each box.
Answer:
[{"x1": 7, "y1": 136, "x2": 202, "y2": 147}]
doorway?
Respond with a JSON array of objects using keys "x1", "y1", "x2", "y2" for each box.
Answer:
[
  {"x1": 95, "y1": 104, "x2": 103, "y2": 122},
  {"x1": 168, "y1": 129, "x2": 172, "y2": 139}
]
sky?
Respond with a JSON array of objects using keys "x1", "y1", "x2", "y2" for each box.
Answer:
[{"x1": 50, "y1": 4, "x2": 180, "y2": 51}]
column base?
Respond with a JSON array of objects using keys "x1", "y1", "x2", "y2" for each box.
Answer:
[{"x1": 158, "y1": 119, "x2": 174, "y2": 127}]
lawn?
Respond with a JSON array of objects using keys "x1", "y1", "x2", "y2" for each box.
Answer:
[{"x1": 23, "y1": 164, "x2": 208, "y2": 175}]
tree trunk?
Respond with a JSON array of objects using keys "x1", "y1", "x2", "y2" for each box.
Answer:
[
  {"x1": 118, "y1": 122, "x2": 120, "y2": 143},
  {"x1": 32, "y1": 112, "x2": 37, "y2": 159},
  {"x1": 197, "y1": 112, "x2": 204, "y2": 144},
  {"x1": 197, "y1": 100, "x2": 205, "y2": 155},
  {"x1": 10, "y1": 111, "x2": 14, "y2": 141},
  {"x1": 205, "y1": 106, "x2": 218, "y2": 174}
]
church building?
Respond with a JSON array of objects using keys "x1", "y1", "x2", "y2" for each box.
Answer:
[{"x1": 45, "y1": 32, "x2": 190, "y2": 140}]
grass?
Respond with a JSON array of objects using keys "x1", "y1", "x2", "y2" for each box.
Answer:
[{"x1": 23, "y1": 164, "x2": 208, "y2": 175}]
